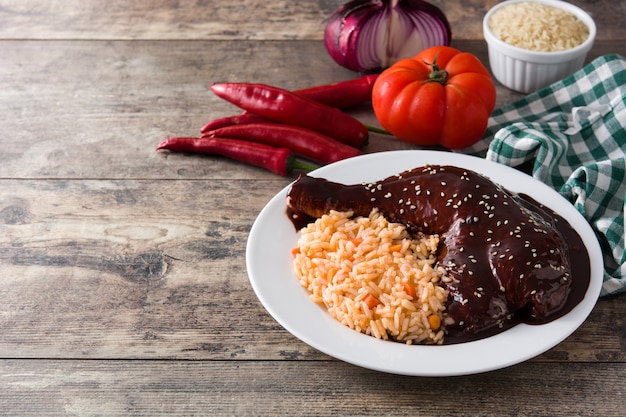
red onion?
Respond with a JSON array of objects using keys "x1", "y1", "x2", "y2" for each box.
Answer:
[{"x1": 324, "y1": 0, "x2": 451, "y2": 72}]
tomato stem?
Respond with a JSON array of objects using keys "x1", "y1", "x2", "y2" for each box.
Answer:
[{"x1": 424, "y1": 53, "x2": 449, "y2": 85}]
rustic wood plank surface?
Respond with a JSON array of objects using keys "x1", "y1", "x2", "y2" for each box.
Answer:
[
  {"x1": 1, "y1": 179, "x2": 624, "y2": 362},
  {"x1": 0, "y1": 39, "x2": 621, "y2": 181},
  {"x1": 2, "y1": 361, "x2": 625, "y2": 416},
  {"x1": 0, "y1": 0, "x2": 623, "y2": 41},
  {"x1": 1, "y1": 0, "x2": 625, "y2": 415}
]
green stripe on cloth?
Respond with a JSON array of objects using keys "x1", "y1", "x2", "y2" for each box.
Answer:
[{"x1": 469, "y1": 54, "x2": 626, "y2": 296}]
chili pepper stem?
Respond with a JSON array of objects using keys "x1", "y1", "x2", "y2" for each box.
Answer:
[
  {"x1": 289, "y1": 157, "x2": 319, "y2": 172},
  {"x1": 365, "y1": 124, "x2": 391, "y2": 135}
]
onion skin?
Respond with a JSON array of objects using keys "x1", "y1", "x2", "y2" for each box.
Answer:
[
  {"x1": 324, "y1": 0, "x2": 452, "y2": 73},
  {"x1": 324, "y1": 0, "x2": 384, "y2": 72}
]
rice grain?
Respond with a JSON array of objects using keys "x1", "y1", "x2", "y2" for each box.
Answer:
[
  {"x1": 488, "y1": 2, "x2": 589, "y2": 52},
  {"x1": 293, "y1": 209, "x2": 448, "y2": 345}
]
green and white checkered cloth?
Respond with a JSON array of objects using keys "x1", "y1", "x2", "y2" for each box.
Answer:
[{"x1": 469, "y1": 54, "x2": 626, "y2": 297}]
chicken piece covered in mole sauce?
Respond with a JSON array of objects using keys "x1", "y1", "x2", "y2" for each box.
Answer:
[{"x1": 286, "y1": 165, "x2": 590, "y2": 340}]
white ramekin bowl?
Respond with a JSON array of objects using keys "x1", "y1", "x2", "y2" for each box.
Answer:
[{"x1": 483, "y1": 0, "x2": 596, "y2": 94}]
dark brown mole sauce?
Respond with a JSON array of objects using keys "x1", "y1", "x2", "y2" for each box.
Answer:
[
  {"x1": 441, "y1": 193, "x2": 591, "y2": 345},
  {"x1": 287, "y1": 185, "x2": 591, "y2": 345}
]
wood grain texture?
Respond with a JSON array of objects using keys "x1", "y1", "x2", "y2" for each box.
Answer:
[
  {"x1": 0, "y1": 179, "x2": 624, "y2": 361},
  {"x1": 0, "y1": 39, "x2": 623, "y2": 181},
  {"x1": 1, "y1": 360, "x2": 625, "y2": 416},
  {"x1": 0, "y1": 0, "x2": 623, "y2": 41},
  {"x1": 0, "y1": 0, "x2": 624, "y2": 414}
]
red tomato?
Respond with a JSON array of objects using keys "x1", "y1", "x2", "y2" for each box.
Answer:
[{"x1": 372, "y1": 46, "x2": 496, "y2": 150}]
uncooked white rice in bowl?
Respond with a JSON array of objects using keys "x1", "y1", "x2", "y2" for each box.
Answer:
[
  {"x1": 488, "y1": 1, "x2": 589, "y2": 52},
  {"x1": 292, "y1": 209, "x2": 449, "y2": 345},
  {"x1": 482, "y1": 0, "x2": 596, "y2": 93}
]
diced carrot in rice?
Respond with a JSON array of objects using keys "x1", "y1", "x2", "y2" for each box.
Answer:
[{"x1": 293, "y1": 209, "x2": 449, "y2": 345}]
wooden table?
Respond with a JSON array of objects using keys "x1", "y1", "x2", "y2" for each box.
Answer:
[{"x1": 1, "y1": 1, "x2": 624, "y2": 415}]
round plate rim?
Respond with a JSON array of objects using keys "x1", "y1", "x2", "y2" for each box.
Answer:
[{"x1": 245, "y1": 150, "x2": 603, "y2": 376}]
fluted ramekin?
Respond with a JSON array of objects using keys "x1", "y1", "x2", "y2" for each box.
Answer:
[{"x1": 483, "y1": 0, "x2": 596, "y2": 94}]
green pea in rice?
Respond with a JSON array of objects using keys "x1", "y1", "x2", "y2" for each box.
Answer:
[{"x1": 293, "y1": 209, "x2": 448, "y2": 345}]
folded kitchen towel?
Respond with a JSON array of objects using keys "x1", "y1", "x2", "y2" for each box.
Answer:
[{"x1": 474, "y1": 54, "x2": 626, "y2": 297}]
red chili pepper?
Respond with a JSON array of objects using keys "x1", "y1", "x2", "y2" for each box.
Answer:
[
  {"x1": 200, "y1": 76, "x2": 378, "y2": 135},
  {"x1": 202, "y1": 123, "x2": 361, "y2": 165},
  {"x1": 294, "y1": 74, "x2": 378, "y2": 108},
  {"x1": 210, "y1": 82, "x2": 368, "y2": 148},
  {"x1": 156, "y1": 137, "x2": 316, "y2": 176},
  {"x1": 199, "y1": 113, "x2": 269, "y2": 134}
]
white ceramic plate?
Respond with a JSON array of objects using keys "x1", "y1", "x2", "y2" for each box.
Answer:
[{"x1": 246, "y1": 151, "x2": 603, "y2": 376}]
